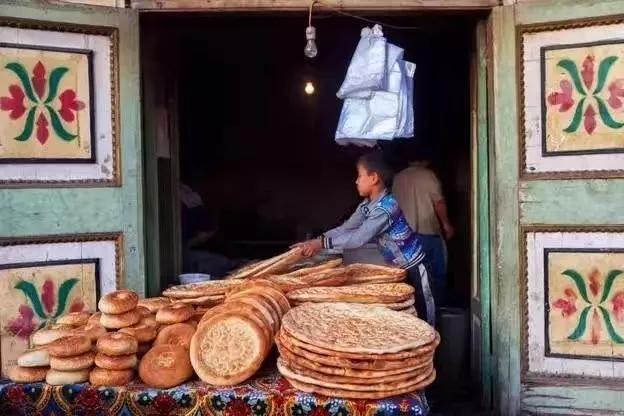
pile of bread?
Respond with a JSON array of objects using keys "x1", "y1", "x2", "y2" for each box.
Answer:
[
  {"x1": 276, "y1": 302, "x2": 439, "y2": 399},
  {"x1": 8, "y1": 251, "x2": 437, "y2": 399}
]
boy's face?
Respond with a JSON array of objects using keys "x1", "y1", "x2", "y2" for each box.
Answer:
[{"x1": 356, "y1": 163, "x2": 377, "y2": 197}]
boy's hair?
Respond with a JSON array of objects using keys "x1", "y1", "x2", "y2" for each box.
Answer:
[{"x1": 358, "y1": 152, "x2": 394, "y2": 188}]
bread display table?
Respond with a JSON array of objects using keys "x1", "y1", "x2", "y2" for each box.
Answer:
[{"x1": 0, "y1": 371, "x2": 429, "y2": 416}]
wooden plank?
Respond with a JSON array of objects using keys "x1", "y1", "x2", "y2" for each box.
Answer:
[
  {"x1": 489, "y1": 6, "x2": 522, "y2": 415},
  {"x1": 520, "y1": 180, "x2": 624, "y2": 225},
  {"x1": 131, "y1": 0, "x2": 498, "y2": 11},
  {"x1": 50, "y1": 0, "x2": 125, "y2": 7},
  {"x1": 515, "y1": 0, "x2": 624, "y2": 24},
  {"x1": 0, "y1": 3, "x2": 144, "y2": 295},
  {"x1": 522, "y1": 384, "x2": 624, "y2": 415}
]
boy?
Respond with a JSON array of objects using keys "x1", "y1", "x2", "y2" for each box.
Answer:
[{"x1": 295, "y1": 152, "x2": 436, "y2": 325}]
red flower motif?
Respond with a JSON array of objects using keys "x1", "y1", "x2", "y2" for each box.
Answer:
[
  {"x1": 584, "y1": 105, "x2": 597, "y2": 134},
  {"x1": 547, "y1": 80, "x2": 575, "y2": 112},
  {"x1": 354, "y1": 400, "x2": 370, "y2": 414},
  {"x1": 58, "y1": 89, "x2": 85, "y2": 123},
  {"x1": 608, "y1": 79, "x2": 624, "y2": 109},
  {"x1": 224, "y1": 399, "x2": 251, "y2": 416},
  {"x1": 591, "y1": 308, "x2": 602, "y2": 345},
  {"x1": 275, "y1": 377, "x2": 291, "y2": 393},
  {"x1": 36, "y1": 113, "x2": 49, "y2": 145},
  {"x1": 5, "y1": 385, "x2": 26, "y2": 405},
  {"x1": 0, "y1": 85, "x2": 26, "y2": 120},
  {"x1": 310, "y1": 406, "x2": 329, "y2": 416},
  {"x1": 581, "y1": 56, "x2": 595, "y2": 90},
  {"x1": 553, "y1": 287, "x2": 578, "y2": 318},
  {"x1": 42, "y1": 280, "x2": 55, "y2": 315},
  {"x1": 70, "y1": 299, "x2": 85, "y2": 313},
  {"x1": 6, "y1": 305, "x2": 36, "y2": 340},
  {"x1": 152, "y1": 394, "x2": 176, "y2": 416},
  {"x1": 589, "y1": 269, "x2": 601, "y2": 298},
  {"x1": 612, "y1": 291, "x2": 624, "y2": 323},
  {"x1": 75, "y1": 387, "x2": 101, "y2": 414},
  {"x1": 32, "y1": 62, "x2": 46, "y2": 100}
]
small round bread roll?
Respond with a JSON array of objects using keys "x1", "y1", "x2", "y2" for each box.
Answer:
[
  {"x1": 98, "y1": 290, "x2": 139, "y2": 314},
  {"x1": 17, "y1": 347, "x2": 50, "y2": 367},
  {"x1": 139, "y1": 344, "x2": 193, "y2": 388},
  {"x1": 56, "y1": 311, "x2": 91, "y2": 327},
  {"x1": 154, "y1": 323, "x2": 195, "y2": 349},
  {"x1": 156, "y1": 303, "x2": 193, "y2": 324},
  {"x1": 48, "y1": 335, "x2": 91, "y2": 358},
  {"x1": 140, "y1": 315, "x2": 158, "y2": 328},
  {"x1": 8, "y1": 366, "x2": 48, "y2": 383},
  {"x1": 100, "y1": 309, "x2": 141, "y2": 329},
  {"x1": 97, "y1": 332, "x2": 138, "y2": 356},
  {"x1": 32, "y1": 327, "x2": 74, "y2": 346},
  {"x1": 138, "y1": 297, "x2": 171, "y2": 313},
  {"x1": 89, "y1": 367, "x2": 134, "y2": 387},
  {"x1": 46, "y1": 368, "x2": 90, "y2": 385},
  {"x1": 94, "y1": 353, "x2": 137, "y2": 370},
  {"x1": 75, "y1": 322, "x2": 108, "y2": 343},
  {"x1": 88, "y1": 312, "x2": 102, "y2": 325},
  {"x1": 119, "y1": 323, "x2": 157, "y2": 343},
  {"x1": 50, "y1": 351, "x2": 96, "y2": 371},
  {"x1": 136, "y1": 306, "x2": 152, "y2": 317}
]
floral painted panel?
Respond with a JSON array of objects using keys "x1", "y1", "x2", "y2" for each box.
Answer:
[
  {"x1": 0, "y1": 44, "x2": 93, "y2": 162},
  {"x1": 547, "y1": 250, "x2": 624, "y2": 359},
  {"x1": 0, "y1": 259, "x2": 98, "y2": 377},
  {"x1": 543, "y1": 41, "x2": 624, "y2": 155}
]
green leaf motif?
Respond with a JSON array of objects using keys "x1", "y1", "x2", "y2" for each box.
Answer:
[
  {"x1": 558, "y1": 59, "x2": 586, "y2": 96},
  {"x1": 45, "y1": 67, "x2": 69, "y2": 104},
  {"x1": 14, "y1": 107, "x2": 36, "y2": 141},
  {"x1": 563, "y1": 97, "x2": 585, "y2": 133},
  {"x1": 562, "y1": 269, "x2": 591, "y2": 303},
  {"x1": 5, "y1": 62, "x2": 38, "y2": 103},
  {"x1": 54, "y1": 278, "x2": 79, "y2": 317},
  {"x1": 568, "y1": 306, "x2": 591, "y2": 340},
  {"x1": 599, "y1": 306, "x2": 624, "y2": 344},
  {"x1": 45, "y1": 106, "x2": 77, "y2": 141},
  {"x1": 599, "y1": 270, "x2": 624, "y2": 304},
  {"x1": 14, "y1": 281, "x2": 47, "y2": 319},
  {"x1": 594, "y1": 56, "x2": 618, "y2": 95},
  {"x1": 596, "y1": 97, "x2": 624, "y2": 129}
]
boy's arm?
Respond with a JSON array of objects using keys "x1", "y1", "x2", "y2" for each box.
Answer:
[
  {"x1": 322, "y1": 208, "x2": 390, "y2": 250},
  {"x1": 324, "y1": 205, "x2": 366, "y2": 239}
]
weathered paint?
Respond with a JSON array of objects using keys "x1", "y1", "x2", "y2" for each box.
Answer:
[
  {"x1": 0, "y1": 2, "x2": 144, "y2": 295},
  {"x1": 490, "y1": 6, "x2": 522, "y2": 415}
]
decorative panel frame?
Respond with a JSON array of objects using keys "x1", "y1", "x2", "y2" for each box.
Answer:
[
  {"x1": 518, "y1": 17, "x2": 624, "y2": 179},
  {"x1": 0, "y1": 18, "x2": 120, "y2": 187},
  {"x1": 522, "y1": 225, "x2": 624, "y2": 381}
]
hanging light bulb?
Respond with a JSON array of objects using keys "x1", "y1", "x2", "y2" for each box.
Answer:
[
  {"x1": 305, "y1": 81, "x2": 315, "y2": 95},
  {"x1": 304, "y1": 26, "x2": 318, "y2": 58}
]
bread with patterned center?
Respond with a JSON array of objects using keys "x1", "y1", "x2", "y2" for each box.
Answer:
[{"x1": 139, "y1": 344, "x2": 193, "y2": 388}]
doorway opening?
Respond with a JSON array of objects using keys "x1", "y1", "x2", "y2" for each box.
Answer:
[{"x1": 141, "y1": 10, "x2": 486, "y2": 411}]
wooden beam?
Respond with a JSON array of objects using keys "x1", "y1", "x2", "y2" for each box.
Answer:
[
  {"x1": 131, "y1": 0, "x2": 497, "y2": 11},
  {"x1": 50, "y1": 0, "x2": 125, "y2": 7}
]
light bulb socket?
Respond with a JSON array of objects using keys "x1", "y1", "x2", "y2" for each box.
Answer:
[{"x1": 305, "y1": 26, "x2": 316, "y2": 40}]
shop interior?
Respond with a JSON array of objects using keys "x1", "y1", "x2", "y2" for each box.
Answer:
[{"x1": 141, "y1": 11, "x2": 483, "y2": 404}]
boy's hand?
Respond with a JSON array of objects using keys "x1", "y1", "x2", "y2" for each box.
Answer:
[{"x1": 292, "y1": 240, "x2": 322, "y2": 257}]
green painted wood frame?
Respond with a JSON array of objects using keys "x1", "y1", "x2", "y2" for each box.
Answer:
[{"x1": 0, "y1": 2, "x2": 144, "y2": 295}]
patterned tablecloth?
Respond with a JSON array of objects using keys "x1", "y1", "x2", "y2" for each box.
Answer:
[{"x1": 0, "y1": 371, "x2": 429, "y2": 416}]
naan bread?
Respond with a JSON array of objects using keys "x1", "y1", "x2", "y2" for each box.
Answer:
[
  {"x1": 282, "y1": 302, "x2": 436, "y2": 354},
  {"x1": 286, "y1": 283, "x2": 414, "y2": 304},
  {"x1": 163, "y1": 279, "x2": 244, "y2": 299}
]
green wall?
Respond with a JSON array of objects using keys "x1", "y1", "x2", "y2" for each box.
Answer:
[{"x1": 0, "y1": 1, "x2": 145, "y2": 295}]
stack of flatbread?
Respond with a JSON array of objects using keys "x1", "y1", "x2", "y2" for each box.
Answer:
[
  {"x1": 286, "y1": 283, "x2": 418, "y2": 316},
  {"x1": 162, "y1": 279, "x2": 245, "y2": 307},
  {"x1": 264, "y1": 261, "x2": 349, "y2": 292},
  {"x1": 225, "y1": 248, "x2": 304, "y2": 279},
  {"x1": 276, "y1": 303, "x2": 438, "y2": 399},
  {"x1": 344, "y1": 263, "x2": 407, "y2": 285},
  {"x1": 190, "y1": 280, "x2": 290, "y2": 386}
]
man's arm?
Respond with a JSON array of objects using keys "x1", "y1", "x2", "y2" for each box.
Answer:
[
  {"x1": 322, "y1": 208, "x2": 390, "y2": 250},
  {"x1": 324, "y1": 205, "x2": 365, "y2": 239},
  {"x1": 434, "y1": 199, "x2": 454, "y2": 240}
]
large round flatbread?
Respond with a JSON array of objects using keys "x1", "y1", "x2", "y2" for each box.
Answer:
[
  {"x1": 278, "y1": 358, "x2": 433, "y2": 392},
  {"x1": 177, "y1": 295, "x2": 225, "y2": 305},
  {"x1": 267, "y1": 269, "x2": 349, "y2": 293},
  {"x1": 163, "y1": 279, "x2": 244, "y2": 299},
  {"x1": 284, "y1": 370, "x2": 436, "y2": 399},
  {"x1": 226, "y1": 248, "x2": 303, "y2": 280},
  {"x1": 190, "y1": 312, "x2": 268, "y2": 386},
  {"x1": 282, "y1": 302, "x2": 436, "y2": 354},
  {"x1": 279, "y1": 356, "x2": 431, "y2": 384},
  {"x1": 280, "y1": 329, "x2": 440, "y2": 360},
  {"x1": 277, "y1": 341, "x2": 432, "y2": 377},
  {"x1": 199, "y1": 300, "x2": 273, "y2": 342},
  {"x1": 227, "y1": 286, "x2": 288, "y2": 318},
  {"x1": 344, "y1": 264, "x2": 407, "y2": 285},
  {"x1": 287, "y1": 283, "x2": 414, "y2": 304},
  {"x1": 282, "y1": 259, "x2": 342, "y2": 278},
  {"x1": 276, "y1": 332, "x2": 433, "y2": 370},
  {"x1": 225, "y1": 294, "x2": 279, "y2": 334}
]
